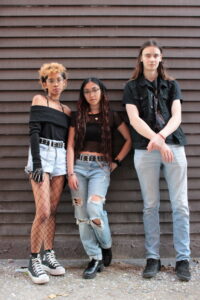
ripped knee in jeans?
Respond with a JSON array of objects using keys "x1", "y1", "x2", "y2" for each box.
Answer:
[
  {"x1": 88, "y1": 195, "x2": 105, "y2": 227},
  {"x1": 76, "y1": 218, "x2": 90, "y2": 225},
  {"x1": 76, "y1": 217, "x2": 103, "y2": 229},
  {"x1": 73, "y1": 197, "x2": 83, "y2": 206},
  {"x1": 88, "y1": 195, "x2": 105, "y2": 204},
  {"x1": 91, "y1": 218, "x2": 104, "y2": 229}
]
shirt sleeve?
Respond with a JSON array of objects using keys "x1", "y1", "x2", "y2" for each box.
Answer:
[
  {"x1": 29, "y1": 121, "x2": 42, "y2": 170},
  {"x1": 170, "y1": 80, "x2": 183, "y2": 103},
  {"x1": 122, "y1": 81, "x2": 138, "y2": 106}
]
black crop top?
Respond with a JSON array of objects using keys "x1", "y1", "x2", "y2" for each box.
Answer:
[
  {"x1": 71, "y1": 111, "x2": 123, "y2": 153},
  {"x1": 29, "y1": 105, "x2": 70, "y2": 170}
]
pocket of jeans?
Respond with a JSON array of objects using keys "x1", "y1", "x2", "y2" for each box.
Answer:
[
  {"x1": 98, "y1": 162, "x2": 111, "y2": 175},
  {"x1": 40, "y1": 144, "x2": 53, "y2": 165}
]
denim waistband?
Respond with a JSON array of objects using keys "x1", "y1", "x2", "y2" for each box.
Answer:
[{"x1": 39, "y1": 137, "x2": 65, "y2": 148}]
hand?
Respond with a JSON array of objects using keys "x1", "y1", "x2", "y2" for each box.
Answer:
[
  {"x1": 111, "y1": 162, "x2": 118, "y2": 172},
  {"x1": 160, "y1": 143, "x2": 174, "y2": 163},
  {"x1": 31, "y1": 168, "x2": 44, "y2": 183},
  {"x1": 68, "y1": 174, "x2": 79, "y2": 190},
  {"x1": 147, "y1": 134, "x2": 165, "y2": 152}
]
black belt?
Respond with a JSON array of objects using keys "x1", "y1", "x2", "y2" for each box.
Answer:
[
  {"x1": 77, "y1": 154, "x2": 106, "y2": 162},
  {"x1": 39, "y1": 138, "x2": 65, "y2": 148}
]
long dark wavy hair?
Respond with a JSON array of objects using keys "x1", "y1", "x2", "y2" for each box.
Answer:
[
  {"x1": 74, "y1": 77, "x2": 112, "y2": 162},
  {"x1": 130, "y1": 39, "x2": 173, "y2": 80}
]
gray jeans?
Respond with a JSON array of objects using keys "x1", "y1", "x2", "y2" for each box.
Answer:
[{"x1": 134, "y1": 145, "x2": 190, "y2": 261}]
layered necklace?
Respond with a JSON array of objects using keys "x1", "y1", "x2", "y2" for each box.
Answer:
[
  {"x1": 46, "y1": 95, "x2": 63, "y2": 111},
  {"x1": 88, "y1": 110, "x2": 100, "y2": 121}
]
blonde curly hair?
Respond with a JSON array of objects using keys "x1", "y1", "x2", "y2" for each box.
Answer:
[{"x1": 38, "y1": 62, "x2": 68, "y2": 86}]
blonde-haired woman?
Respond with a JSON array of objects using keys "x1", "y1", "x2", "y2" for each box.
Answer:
[{"x1": 25, "y1": 62, "x2": 71, "y2": 284}]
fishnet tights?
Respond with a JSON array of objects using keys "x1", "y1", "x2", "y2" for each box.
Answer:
[{"x1": 30, "y1": 173, "x2": 65, "y2": 253}]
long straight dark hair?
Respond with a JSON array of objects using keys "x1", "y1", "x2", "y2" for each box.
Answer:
[
  {"x1": 75, "y1": 77, "x2": 112, "y2": 162},
  {"x1": 130, "y1": 39, "x2": 173, "y2": 80}
]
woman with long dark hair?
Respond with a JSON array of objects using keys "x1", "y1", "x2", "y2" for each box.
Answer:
[
  {"x1": 67, "y1": 77, "x2": 131, "y2": 279},
  {"x1": 25, "y1": 62, "x2": 71, "y2": 284},
  {"x1": 123, "y1": 40, "x2": 191, "y2": 281}
]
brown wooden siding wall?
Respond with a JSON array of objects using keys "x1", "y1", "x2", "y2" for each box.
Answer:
[{"x1": 0, "y1": 0, "x2": 199, "y2": 259}]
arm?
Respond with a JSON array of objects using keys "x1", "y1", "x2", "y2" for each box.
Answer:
[
  {"x1": 29, "y1": 95, "x2": 45, "y2": 182},
  {"x1": 126, "y1": 103, "x2": 173, "y2": 163},
  {"x1": 126, "y1": 104, "x2": 157, "y2": 140},
  {"x1": 147, "y1": 100, "x2": 181, "y2": 151},
  {"x1": 111, "y1": 121, "x2": 132, "y2": 171},
  {"x1": 67, "y1": 126, "x2": 79, "y2": 190},
  {"x1": 160, "y1": 99, "x2": 181, "y2": 138}
]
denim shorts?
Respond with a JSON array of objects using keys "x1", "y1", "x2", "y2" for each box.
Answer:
[{"x1": 25, "y1": 140, "x2": 66, "y2": 178}]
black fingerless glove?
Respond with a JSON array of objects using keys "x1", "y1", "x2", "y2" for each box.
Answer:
[
  {"x1": 29, "y1": 120, "x2": 43, "y2": 183},
  {"x1": 31, "y1": 168, "x2": 44, "y2": 183}
]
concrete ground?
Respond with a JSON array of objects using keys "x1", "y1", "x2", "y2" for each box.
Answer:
[{"x1": 0, "y1": 258, "x2": 200, "y2": 300}]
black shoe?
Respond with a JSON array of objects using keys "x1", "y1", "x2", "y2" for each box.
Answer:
[
  {"x1": 42, "y1": 250, "x2": 65, "y2": 276},
  {"x1": 102, "y1": 248, "x2": 112, "y2": 267},
  {"x1": 143, "y1": 258, "x2": 161, "y2": 278},
  {"x1": 83, "y1": 259, "x2": 104, "y2": 279},
  {"x1": 175, "y1": 260, "x2": 191, "y2": 281},
  {"x1": 28, "y1": 254, "x2": 49, "y2": 284}
]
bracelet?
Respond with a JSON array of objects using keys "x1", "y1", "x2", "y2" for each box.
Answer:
[
  {"x1": 158, "y1": 133, "x2": 165, "y2": 141},
  {"x1": 68, "y1": 173, "x2": 75, "y2": 177},
  {"x1": 113, "y1": 159, "x2": 122, "y2": 167}
]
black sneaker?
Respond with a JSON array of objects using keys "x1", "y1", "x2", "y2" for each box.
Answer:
[
  {"x1": 175, "y1": 260, "x2": 191, "y2": 281},
  {"x1": 42, "y1": 250, "x2": 65, "y2": 276},
  {"x1": 28, "y1": 254, "x2": 49, "y2": 284},
  {"x1": 143, "y1": 258, "x2": 161, "y2": 278},
  {"x1": 102, "y1": 248, "x2": 112, "y2": 267},
  {"x1": 83, "y1": 259, "x2": 104, "y2": 279}
]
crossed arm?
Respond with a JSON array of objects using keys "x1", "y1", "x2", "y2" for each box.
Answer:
[{"x1": 125, "y1": 100, "x2": 182, "y2": 162}]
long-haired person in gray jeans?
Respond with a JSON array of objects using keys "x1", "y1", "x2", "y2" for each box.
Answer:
[{"x1": 123, "y1": 39, "x2": 191, "y2": 281}]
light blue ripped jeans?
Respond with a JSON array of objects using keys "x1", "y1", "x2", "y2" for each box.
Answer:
[
  {"x1": 134, "y1": 145, "x2": 190, "y2": 262},
  {"x1": 70, "y1": 159, "x2": 112, "y2": 260}
]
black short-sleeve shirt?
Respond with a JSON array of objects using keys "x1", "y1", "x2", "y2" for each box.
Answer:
[
  {"x1": 122, "y1": 76, "x2": 186, "y2": 148},
  {"x1": 71, "y1": 111, "x2": 123, "y2": 153}
]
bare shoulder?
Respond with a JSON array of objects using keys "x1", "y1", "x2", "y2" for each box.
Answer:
[
  {"x1": 31, "y1": 94, "x2": 47, "y2": 106},
  {"x1": 62, "y1": 104, "x2": 71, "y2": 117}
]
